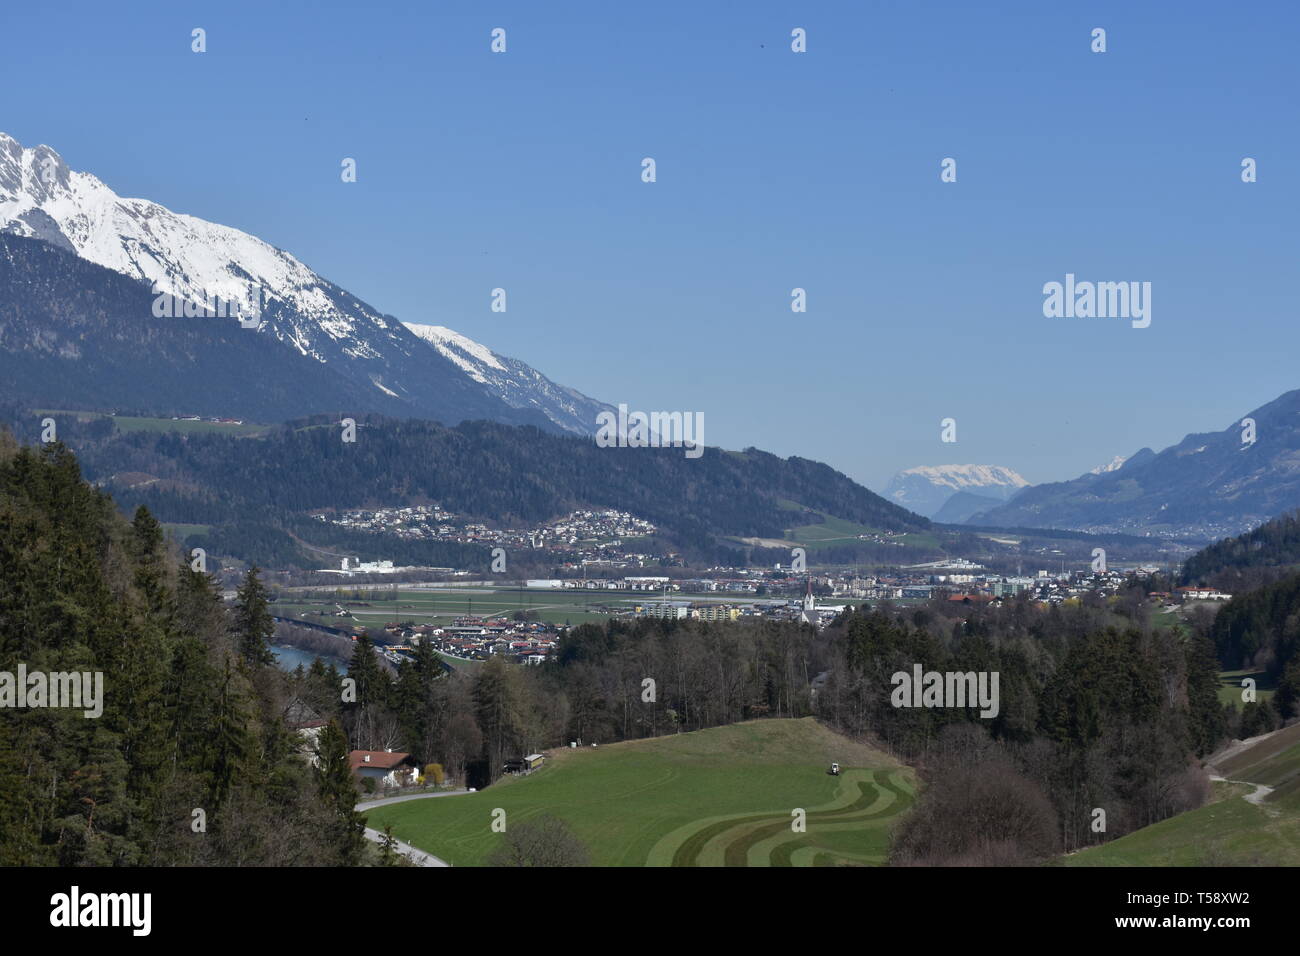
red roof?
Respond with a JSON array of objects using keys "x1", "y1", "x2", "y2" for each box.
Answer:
[{"x1": 348, "y1": 750, "x2": 412, "y2": 771}]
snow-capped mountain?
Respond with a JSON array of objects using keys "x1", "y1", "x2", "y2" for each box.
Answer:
[
  {"x1": 0, "y1": 132, "x2": 605, "y2": 432},
  {"x1": 884, "y1": 464, "x2": 1030, "y2": 518},
  {"x1": 404, "y1": 324, "x2": 612, "y2": 435},
  {"x1": 1091, "y1": 455, "x2": 1127, "y2": 474}
]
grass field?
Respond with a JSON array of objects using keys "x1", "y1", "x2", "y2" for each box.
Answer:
[
  {"x1": 272, "y1": 587, "x2": 624, "y2": 627},
  {"x1": 36, "y1": 409, "x2": 270, "y2": 437},
  {"x1": 109, "y1": 415, "x2": 269, "y2": 436},
  {"x1": 363, "y1": 718, "x2": 915, "y2": 867},
  {"x1": 435, "y1": 650, "x2": 481, "y2": 672},
  {"x1": 1217, "y1": 669, "x2": 1274, "y2": 707},
  {"x1": 271, "y1": 585, "x2": 770, "y2": 628},
  {"x1": 780, "y1": 510, "x2": 941, "y2": 554},
  {"x1": 1063, "y1": 722, "x2": 1300, "y2": 866},
  {"x1": 786, "y1": 514, "x2": 881, "y2": 549},
  {"x1": 163, "y1": 523, "x2": 211, "y2": 540}
]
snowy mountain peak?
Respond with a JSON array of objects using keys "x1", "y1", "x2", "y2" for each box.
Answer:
[
  {"x1": 0, "y1": 132, "x2": 323, "y2": 344},
  {"x1": 892, "y1": 464, "x2": 1029, "y2": 492},
  {"x1": 884, "y1": 464, "x2": 1030, "y2": 519},
  {"x1": 0, "y1": 132, "x2": 613, "y2": 434}
]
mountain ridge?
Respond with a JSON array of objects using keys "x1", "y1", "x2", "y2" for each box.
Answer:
[
  {"x1": 0, "y1": 132, "x2": 605, "y2": 434},
  {"x1": 970, "y1": 390, "x2": 1300, "y2": 539}
]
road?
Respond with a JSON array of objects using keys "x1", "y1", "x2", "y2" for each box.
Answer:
[{"x1": 357, "y1": 789, "x2": 471, "y2": 867}]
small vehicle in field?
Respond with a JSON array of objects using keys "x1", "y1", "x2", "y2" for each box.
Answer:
[{"x1": 829, "y1": 762, "x2": 840, "y2": 776}]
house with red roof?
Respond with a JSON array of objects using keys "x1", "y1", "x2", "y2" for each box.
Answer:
[{"x1": 349, "y1": 750, "x2": 418, "y2": 788}]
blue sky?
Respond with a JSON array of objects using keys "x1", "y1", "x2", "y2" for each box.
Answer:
[{"x1": 3, "y1": 1, "x2": 1295, "y2": 492}]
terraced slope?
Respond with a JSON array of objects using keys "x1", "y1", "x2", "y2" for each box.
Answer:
[
  {"x1": 648, "y1": 767, "x2": 913, "y2": 866},
  {"x1": 363, "y1": 718, "x2": 914, "y2": 867}
]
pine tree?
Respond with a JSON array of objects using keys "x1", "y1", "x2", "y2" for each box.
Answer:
[
  {"x1": 314, "y1": 719, "x2": 366, "y2": 865},
  {"x1": 207, "y1": 659, "x2": 252, "y2": 808},
  {"x1": 474, "y1": 656, "x2": 523, "y2": 781},
  {"x1": 232, "y1": 566, "x2": 275, "y2": 667},
  {"x1": 1185, "y1": 634, "x2": 1228, "y2": 755}
]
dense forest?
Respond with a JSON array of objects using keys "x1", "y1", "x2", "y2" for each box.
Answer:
[
  {"x1": 1180, "y1": 509, "x2": 1300, "y2": 592},
  {"x1": 0, "y1": 437, "x2": 367, "y2": 865},
  {"x1": 815, "y1": 597, "x2": 1226, "y2": 864},
  {"x1": 0, "y1": 407, "x2": 929, "y2": 567},
  {"x1": 1205, "y1": 573, "x2": 1300, "y2": 725}
]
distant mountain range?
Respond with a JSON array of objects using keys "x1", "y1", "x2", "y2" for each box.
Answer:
[
  {"x1": 0, "y1": 132, "x2": 607, "y2": 434},
  {"x1": 884, "y1": 464, "x2": 1030, "y2": 520},
  {"x1": 970, "y1": 390, "x2": 1300, "y2": 539}
]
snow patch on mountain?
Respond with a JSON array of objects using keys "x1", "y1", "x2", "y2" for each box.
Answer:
[
  {"x1": 1090, "y1": 455, "x2": 1127, "y2": 474},
  {"x1": 405, "y1": 324, "x2": 507, "y2": 382},
  {"x1": 404, "y1": 323, "x2": 612, "y2": 436}
]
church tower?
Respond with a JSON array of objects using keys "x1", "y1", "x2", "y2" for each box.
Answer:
[{"x1": 801, "y1": 576, "x2": 817, "y2": 626}]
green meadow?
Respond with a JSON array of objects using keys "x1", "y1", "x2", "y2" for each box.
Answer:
[
  {"x1": 271, "y1": 585, "x2": 762, "y2": 628},
  {"x1": 1216, "y1": 669, "x2": 1274, "y2": 708},
  {"x1": 1064, "y1": 722, "x2": 1300, "y2": 866},
  {"x1": 363, "y1": 718, "x2": 915, "y2": 867},
  {"x1": 272, "y1": 586, "x2": 627, "y2": 627}
]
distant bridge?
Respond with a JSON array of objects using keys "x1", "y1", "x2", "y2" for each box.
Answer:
[
  {"x1": 273, "y1": 616, "x2": 454, "y2": 675},
  {"x1": 272, "y1": 615, "x2": 357, "y2": 639}
]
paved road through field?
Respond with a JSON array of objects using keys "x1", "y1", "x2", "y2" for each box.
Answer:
[{"x1": 357, "y1": 790, "x2": 472, "y2": 867}]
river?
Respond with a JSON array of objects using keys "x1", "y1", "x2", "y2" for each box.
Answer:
[{"x1": 272, "y1": 644, "x2": 348, "y2": 673}]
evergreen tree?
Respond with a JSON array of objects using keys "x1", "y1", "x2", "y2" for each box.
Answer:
[
  {"x1": 474, "y1": 657, "x2": 524, "y2": 781},
  {"x1": 314, "y1": 719, "x2": 366, "y2": 865},
  {"x1": 207, "y1": 659, "x2": 253, "y2": 808},
  {"x1": 1185, "y1": 634, "x2": 1228, "y2": 755},
  {"x1": 232, "y1": 566, "x2": 275, "y2": 667}
]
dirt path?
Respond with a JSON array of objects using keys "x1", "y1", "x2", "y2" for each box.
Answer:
[
  {"x1": 1206, "y1": 772, "x2": 1276, "y2": 807},
  {"x1": 1203, "y1": 725, "x2": 1294, "y2": 814}
]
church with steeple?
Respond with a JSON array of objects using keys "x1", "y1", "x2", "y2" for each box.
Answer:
[{"x1": 800, "y1": 576, "x2": 818, "y2": 626}]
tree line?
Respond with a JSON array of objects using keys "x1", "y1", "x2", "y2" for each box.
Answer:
[
  {"x1": 814, "y1": 598, "x2": 1225, "y2": 864},
  {"x1": 289, "y1": 615, "x2": 826, "y2": 791},
  {"x1": 0, "y1": 437, "x2": 367, "y2": 865}
]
